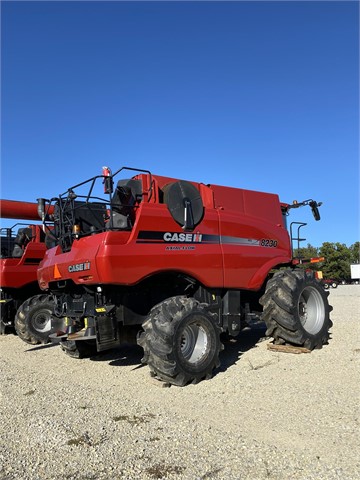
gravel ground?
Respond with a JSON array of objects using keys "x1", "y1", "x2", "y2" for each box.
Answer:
[{"x1": 1, "y1": 285, "x2": 359, "y2": 480}]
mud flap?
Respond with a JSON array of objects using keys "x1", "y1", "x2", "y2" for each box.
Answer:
[{"x1": 95, "y1": 315, "x2": 121, "y2": 352}]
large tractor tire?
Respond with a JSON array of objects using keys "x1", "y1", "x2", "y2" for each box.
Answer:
[
  {"x1": 15, "y1": 294, "x2": 60, "y2": 345},
  {"x1": 60, "y1": 339, "x2": 98, "y2": 359},
  {"x1": 260, "y1": 269, "x2": 332, "y2": 350},
  {"x1": 138, "y1": 296, "x2": 223, "y2": 386}
]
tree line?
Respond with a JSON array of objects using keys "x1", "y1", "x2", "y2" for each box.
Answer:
[{"x1": 294, "y1": 242, "x2": 360, "y2": 281}]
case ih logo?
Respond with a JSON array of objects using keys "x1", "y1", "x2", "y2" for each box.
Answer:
[
  {"x1": 163, "y1": 232, "x2": 203, "y2": 243},
  {"x1": 68, "y1": 262, "x2": 91, "y2": 273},
  {"x1": 136, "y1": 231, "x2": 263, "y2": 246},
  {"x1": 136, "y1": 231, "x2": 205, "y2": 244}
]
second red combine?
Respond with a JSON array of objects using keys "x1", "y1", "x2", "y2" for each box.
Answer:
[
  {"x1": 0, "y1": 199, "x2": 62, "y2": 342},
  {"x1": 36, "y1": 166, "x2": 332, "y2": 385}
]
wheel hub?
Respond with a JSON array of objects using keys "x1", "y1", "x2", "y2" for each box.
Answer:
[
  {"x1": 298, "y1": 286, "x2": 325, "y2": 335},
  {"x1": 180, "y1": 323, "x2": 209, "y2": 364},
  {"x1": 32, "y1": 311, "x2": 52, "y2": 332}
]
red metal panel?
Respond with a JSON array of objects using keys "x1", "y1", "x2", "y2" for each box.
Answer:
[
  {"x1": 38, "y1": 203, "x2": 224, "y2": 289},
  {"x1": 219, "y1": 210, "x2": 291, "y2": 289},
  {"x1": 0, "y1": 243, "x2": 47, "y2": 288},
  {"x1": 97, "y1": 203, "x2": 223, "y2": 287},
  {"x1": 218, "y1": 189, "x2": 292, "y2": 289}
]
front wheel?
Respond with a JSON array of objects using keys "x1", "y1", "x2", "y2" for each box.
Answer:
[
  {"x1": 138, "y1": 296, "x2": 223, "y2": 386},
  {"x1": 260, "y1": 269, "x2": 332, "y2": 350},
  {"x1": 15, "y1": 295, "x2": 62, "y2": 345}
]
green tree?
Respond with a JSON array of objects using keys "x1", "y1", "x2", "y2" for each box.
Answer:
[
  {"x1": 294, "y1": 243, "x2": 319, "y2": 259},
  {"x1": 291, "y1": 241, "x2": 359, "y2": 280},
  {"x1": 319, "y1": 242, "x2": 351, "y2": 281},
  {"x1": 349, "y1": 242, "x2": 360, "y2": 264}
]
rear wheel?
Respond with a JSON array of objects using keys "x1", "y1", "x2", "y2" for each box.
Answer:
[
  {"x1": 260, "y1": 269, "x2": 332, "y2": 350},
  {"x1": 138, "y1": 296, "x2": 222, "y2": 386},
  {"x1": 15, "y1": 295, "x2": 62, "y2": 345},
  {"x1": 60, "y1": 339, "x2": 98, "y2": 359},
  {"x1": 331, "y1": 282, "x2": 338, "y2": 289}
]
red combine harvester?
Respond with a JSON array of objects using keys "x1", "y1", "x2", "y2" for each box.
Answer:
[
  {"x1": 0, "y1": 200, "x2": 62, "y2": 342},
  {"x1": 36, "y1": 166, "x2": 332, "y2": 385}
]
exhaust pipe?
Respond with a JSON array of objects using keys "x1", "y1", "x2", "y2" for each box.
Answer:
[
  {"x1": 37, "y1": 198, "x2": 47, "y2": 222},
  {"x1": 37, "y1": 198, "x2": 55, "y2": 222}
]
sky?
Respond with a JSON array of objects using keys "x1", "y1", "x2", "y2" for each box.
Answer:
[{"x1": 1, "y1": 0, "x2": 359, "y2": 248}]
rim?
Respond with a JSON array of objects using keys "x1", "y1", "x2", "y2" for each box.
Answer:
[
  {"x1": 179, "y1": 321, "x2": 209, "y2": 364},
  {"x1": 298, "y1": 286, "x2": 325, "y2": 335},
  {"x1": 32, "y1": 310, "x2": 52, "y2": 333}
]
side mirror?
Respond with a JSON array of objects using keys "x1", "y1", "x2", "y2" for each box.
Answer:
[{"x1": 310, "y1": 201, "x2": 321, "y2": 221}]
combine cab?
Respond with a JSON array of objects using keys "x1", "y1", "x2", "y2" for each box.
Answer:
[{"x1": 36, "y1": 166, "x2": 332, "y2": 385}]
